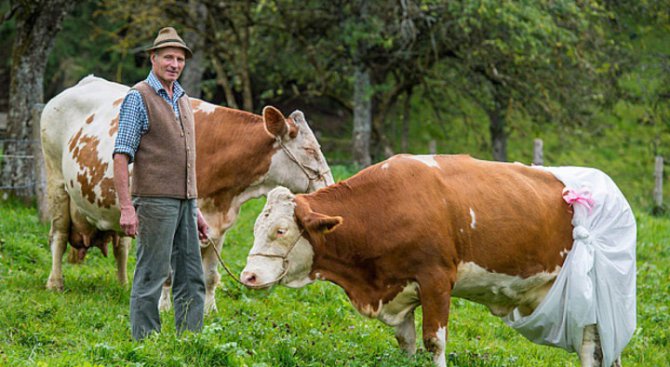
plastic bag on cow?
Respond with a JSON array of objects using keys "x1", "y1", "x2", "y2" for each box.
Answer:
[{"x1": 504, "y1": 166, "x2": 636, "y2": 367}]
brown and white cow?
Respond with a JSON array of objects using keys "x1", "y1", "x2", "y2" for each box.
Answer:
[
  {"x1": 41, "y1": 75, "x2": 333, "y2": 312},
  {"x1": 241, "y1": 154, "x2": 630, "y2": 367}
]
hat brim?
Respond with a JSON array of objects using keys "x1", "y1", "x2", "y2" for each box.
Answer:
[{"x1": 146, "y1": 42, "x2": 193, "y2": 59}]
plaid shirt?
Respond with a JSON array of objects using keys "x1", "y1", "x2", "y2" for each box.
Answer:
[{"x1": 113, "y1": 71, "x2": 186, "y2": 162}]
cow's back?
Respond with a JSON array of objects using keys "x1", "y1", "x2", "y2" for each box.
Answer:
[
  {"x1": 434, "y1": 156, "x2": 574, "y2": 276},
  {"x1": 303, "y1": 154, "x2": 573, "y2": 278},
  {"x1": 42, "y1": 76, "x2": 128, "y2": 161}
]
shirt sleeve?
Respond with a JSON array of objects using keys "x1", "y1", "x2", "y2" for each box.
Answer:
[{"x1": 113, "y1": 90, "x2": 148, "y2": 163}]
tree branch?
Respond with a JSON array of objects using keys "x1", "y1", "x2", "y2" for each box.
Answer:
[{"x1": 1, "y1": 3, "x2": 20, "y2": 24}]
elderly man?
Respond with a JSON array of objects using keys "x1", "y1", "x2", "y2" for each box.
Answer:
[{"x1": 113, "y1": 27, "x2": 208, "y2": 340}]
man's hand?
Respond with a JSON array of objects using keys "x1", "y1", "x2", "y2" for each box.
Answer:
[
  {"x1": 120, "y1": 205, "x2": 138, "y2": 237},
  {"x1": 114, "y1": 153, "x2": 136, "y2": 237},
  {"x1": 197, "y1": 209, "x2": 210, "y2": 242}
]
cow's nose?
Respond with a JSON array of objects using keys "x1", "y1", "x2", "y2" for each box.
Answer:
[{"x1": 240, "y1": 271, "x2": 257, "y2": 286}]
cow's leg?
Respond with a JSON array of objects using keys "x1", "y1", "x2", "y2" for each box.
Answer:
[
  {"x1": 159, "y1": 271, "x2": 173, "y2": 312},
  {"x1": 201, "y1": 234, "x2": 224, "y2": 313},
  {"x1": 394, "y1": 310, "x2": 417, "y2": 355},
  {"x1": 579, "y1": 324, "x2": 603, "y2": 367},
  {"x1": 113, "y1": 236, "x2": 131, "y2": 285},
  {"x1": 47, "y1": 224, "x2": 69, "y2": 290},
  {"x1": 45, "y1": 161, "x2": 71, "y2": 291},
  {"x1": 158, "y1": 233, "x2": 225, "y2": 313},
  {"x1": 160, "y1": 233, "x2": 224, "y2": 313},
  {"x1": 419, "y1": 273, "x2": 453, "y2": 367},
  {"x1": 578, "y1": 325, "x2": 624, "y2": 367}
]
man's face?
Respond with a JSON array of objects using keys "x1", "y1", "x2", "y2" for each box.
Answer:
[{"x1": 151, "y1": 47, "x2": 186, "y2": 84}]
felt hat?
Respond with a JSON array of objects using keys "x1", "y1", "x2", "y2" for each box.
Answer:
[{"x1": 146, "y1": 27, "x2": 192, "y2": 58}]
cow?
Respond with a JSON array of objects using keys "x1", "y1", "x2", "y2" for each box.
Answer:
[
  {"x1": 240, "y1": 154, "x2": 636, "y2": 367},
  {"x1": 40, "y1": 75, "x2": 334, "y2": 313}
]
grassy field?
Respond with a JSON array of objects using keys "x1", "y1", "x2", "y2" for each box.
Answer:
[{"x1": 0, "y1": 171, "x2": 669, "y2": 367}]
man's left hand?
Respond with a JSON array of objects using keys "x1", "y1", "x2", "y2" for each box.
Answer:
[{"x1": 196, "y1": 209, "x2": 210, "y2": 242}]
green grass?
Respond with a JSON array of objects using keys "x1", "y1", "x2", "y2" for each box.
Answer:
[{"x1": 1, "y1": 181, "x2": 669, "y2": 367}]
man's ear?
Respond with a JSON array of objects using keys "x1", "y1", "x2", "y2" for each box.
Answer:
[{"x1": 263, "y1": 106, "x2": 288, "y2": 138}]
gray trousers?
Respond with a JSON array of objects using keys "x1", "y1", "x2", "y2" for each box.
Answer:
[{"x1": 130, "y1": 197, "x2": 205, "y2": 340}]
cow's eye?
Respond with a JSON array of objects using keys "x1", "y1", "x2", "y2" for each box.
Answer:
[
  {"x1": 276, "y1": 228, "x2": 287, "y2": 237},
  {"x1": 302, "y1": 146, "x2": 317, "y2": 156}
]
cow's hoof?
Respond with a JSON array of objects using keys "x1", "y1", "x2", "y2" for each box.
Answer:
[
  {"x1": 46, "y1": 278, "x2": 64, "y2": 291},
  {"x1": 204, "y1": 298, "x2": 218, "y2": 314},
  {"x1": 117, "y1": 275, "x2": 128, "y2": 287},
  {"x1": 158, "y1": 297, "x2": 172, "y2": 312}
]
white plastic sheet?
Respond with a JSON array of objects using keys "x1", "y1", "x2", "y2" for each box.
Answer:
[{"x1": 504, "y1": 166, "x2": 636, "y2": 367}]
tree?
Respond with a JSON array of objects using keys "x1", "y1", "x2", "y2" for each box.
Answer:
[
  {"x1": 349, "y1": 1, "x2": 373, "y2": 167},
  {"x1": 612, "y1": 0, "x2": 670, "y2": 164},
  {"x1": 98, "y1": 0, "x2": 265, "y2": 111},
  {"x1": 267, "y1": 0, "x2": 452, "y2": 164},
  {"x1": 39, "y1": 0, "x2": 640, "y2": 167},
  {"x1": 257, "y1": 1, "x2": 634, "y2": 163},
  {"x1": 427, "y1": 0, "x2": 629, "y2": 161},
  {"x1": 180, "y1": 0, "x2": 208, "y2": 98},
  {"x1": 200, "y1": 0, "x2": 258, "y2": 111},
  {"x1": 94, "y1": 0, "x2": 452, "y2": 166},
  {"x1": 1, "y1": 0, "x2": 75, "y2": 197}
]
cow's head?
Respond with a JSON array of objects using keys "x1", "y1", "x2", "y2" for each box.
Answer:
[
  {"x1": 241, "y1": 186, "x2": 341, "y2": 289},
  {"x1": 262, "y1": 107, "x2": 335, "y2": 193}
]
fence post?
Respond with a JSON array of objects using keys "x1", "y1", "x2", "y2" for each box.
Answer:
[
  {"x1": 654, "y1": 155, "x2": 664, "y2": 210},
  {"x1": 428, "y1": 139, "x2": 437, "y2": 155},
  {"x1": 533, "y1": 138, "x2": 543, "y2": 166},
  {"x1": 32, "y1": 103, "x2": 48, "y2": 223}
]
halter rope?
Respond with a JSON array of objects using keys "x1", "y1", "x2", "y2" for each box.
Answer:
[
  {"x1": 207, "y1": 230, "x2": 304, "y2": 289},
  {"x1": 275, "y1": 137, "x2": 330, "y2": 186}
]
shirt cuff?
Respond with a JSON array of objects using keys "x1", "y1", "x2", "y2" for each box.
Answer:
[{"x1": 113, "y1": 146, "x2": 136, "y2": 163}]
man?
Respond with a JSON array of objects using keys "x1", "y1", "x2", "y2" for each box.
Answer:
[{"x1": 113, "y1": 27, "x2": 208, "y2": 340}]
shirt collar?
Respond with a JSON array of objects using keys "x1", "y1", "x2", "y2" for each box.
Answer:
[{"x1": 146, "y1": 71, "x2": 185, "y2": 99}]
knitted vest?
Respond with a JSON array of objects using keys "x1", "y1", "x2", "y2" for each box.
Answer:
[{"x1": 130, "y1": 81, "x2": 197, "y2": 199}]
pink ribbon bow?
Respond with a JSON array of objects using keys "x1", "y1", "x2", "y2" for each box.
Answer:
[{"x1": 562, "y1": 187, "x2": 595, "y2": 213}]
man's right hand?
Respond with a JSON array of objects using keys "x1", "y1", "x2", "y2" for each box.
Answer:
[
  {"x1": 120, "y1": 205, "x2": 138, "y2": 237},
  {"x1": 114, "y1": 153, "x2": 136, "y2": 237}
]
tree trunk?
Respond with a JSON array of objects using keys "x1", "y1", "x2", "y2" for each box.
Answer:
[
  {"x1": 180, "y1": 0, "x2": 207, "y2": 98},
  {"x1": 212, "y1": 57, "x2": 239, "y2": 109},
  {"x1": 487, "y1": 105, "x2": 507, "y2": 162},
  {"x1": 1, "y1": 0, "x2": 74, "y2": 198},
  {"x1": 370, "y1": 80, "x2": 407, "y2": 160},
  {"x1": 371, "y1": 113, "x2": 395, "y2": 159},
  {"x1": 239, "y1": 0, "x2": 253, "y2": 112},
  {"x1": 352, "y1": 66, "x2": 372, "y2": 167},
  {"x1": 401, "y1": 88, "x2": 412, "y2": 152}
]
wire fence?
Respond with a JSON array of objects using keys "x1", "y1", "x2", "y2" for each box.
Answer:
[
  {"x1": 0, "y1": 104, "x2": 49, "y2": 222},
  {"x1": 0, "y1": 139, "x2": 40, "y2": 191}
]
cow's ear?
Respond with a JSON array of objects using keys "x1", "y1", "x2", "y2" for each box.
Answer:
[
  {"x1": 288, "y1": 110, "x2": 306, "y2": 126},
  {"x1": 304, "y1": 212, "x2": 343, "y2": 234},
  {"x1": 263, "y1": 106, "x2": 288, "y2": 138},
  {"x1": 267, "y1": 186, "x2": 295, "y2": 204}
]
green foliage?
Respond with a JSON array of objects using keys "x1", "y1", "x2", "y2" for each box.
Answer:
[
  {"x1": 1, "y1": 181, "x2": 670, "y2": 366},
  {"x1": 4, "y1": 1, "x2": 665, "y2": 167},
  {"x1": 0, "y1": 2, "x2": 16, "y2": 66},
  {"x1": 45, "y1": 0, "x2": 162, "y2": 91},
  {"x1": 400, "y1": 87, "x2": 669, "y2": 210}
]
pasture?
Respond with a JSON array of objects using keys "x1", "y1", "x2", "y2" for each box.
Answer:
[{"x1": 0, "y1": 166, "x2": 668, "y2": 367}]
